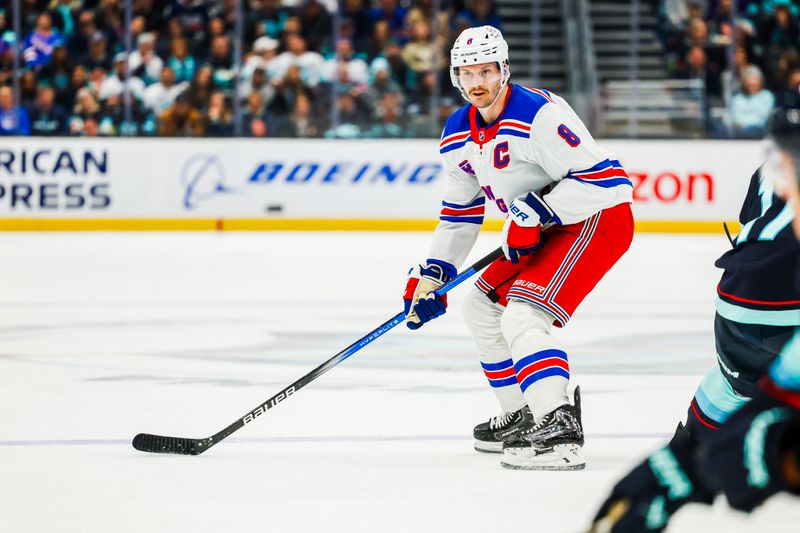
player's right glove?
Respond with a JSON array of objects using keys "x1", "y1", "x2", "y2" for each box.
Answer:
[
  {"x1": 403, "y1": 261, "x2": 454, "y2": 330},
  {"x1": 588, "y1": 422, "x2": 713, "y2": 533},
  {"x1": 502, "y1": 193, "x2": 555, "y2": 263},
  {"x1": 698, "y1": 377, "x2": 800, "y2": 512}
]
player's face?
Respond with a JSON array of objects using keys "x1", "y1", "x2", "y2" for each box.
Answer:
[{"x1": 457, "y1": 63, "x2": 502, "y2": 109}]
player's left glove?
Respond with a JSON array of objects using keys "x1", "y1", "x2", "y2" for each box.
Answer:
[
  {"x1": 501, "y1": 193, "x2": 556, "y2": 264},
  {"x1": 698, "y1": 378, "x2": 800, "y2": 512},
  {"x1": 588, "y1": 423, "x2": 713, "y2": 533},
  {"x1": 403, "y1": 260, "x2": 455, "y2": 330}
]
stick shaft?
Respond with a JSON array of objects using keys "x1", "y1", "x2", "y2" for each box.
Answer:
[{"x1": 133, "y1": 247, "x2": 503, "y2": 454}]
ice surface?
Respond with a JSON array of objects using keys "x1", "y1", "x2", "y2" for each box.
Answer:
[{"x1": 1, "y1": 231, "x2": 797, "y2": 532}]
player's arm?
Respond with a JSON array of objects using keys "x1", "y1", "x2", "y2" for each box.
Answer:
[
  {"x1": 404, "y1": 154, "x2": 484, "y2": 329},
  {"x1": 525, "y1": 97, "x2": 633, "y2": 226}
]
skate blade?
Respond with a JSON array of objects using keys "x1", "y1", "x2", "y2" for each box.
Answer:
[
  {"x1": 500, "y1": 443, "x2": 586, "y2": 471},
  {"x1": 474, "y1": 440, "x2": 504, "y2": 454}
]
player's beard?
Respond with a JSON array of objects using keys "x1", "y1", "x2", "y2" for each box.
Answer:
[{"x1": 468, "y1": 82, "x2": 501, "y2": 109}]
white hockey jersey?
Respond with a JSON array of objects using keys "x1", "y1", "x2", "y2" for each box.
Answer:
[{"x1": 429, "y1": 84, "x2": 633, "y2": 271}]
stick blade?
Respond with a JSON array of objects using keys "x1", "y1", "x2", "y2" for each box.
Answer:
[{"x1": 132, "y1": 433, "x2": 207, "y2": 455}]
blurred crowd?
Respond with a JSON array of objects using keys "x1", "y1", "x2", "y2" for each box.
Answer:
[
  {"x1": 0, "y1": 0, "x2": 502, "y2": 138},
  {"x1": 661, "y1": 0, "x2": 800, "y2": 137}
]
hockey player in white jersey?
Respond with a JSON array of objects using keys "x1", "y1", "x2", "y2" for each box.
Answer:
[{"x1": 402, "y1": 26, "x2": 634, "y2": 470}]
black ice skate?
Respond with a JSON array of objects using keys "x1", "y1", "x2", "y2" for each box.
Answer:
[
  {"x1": 500, "y1": 386, "x2": 585, "y2": 470},
  {"x1": 473, "y1": 405, "x2": 534, "y2": 453}
]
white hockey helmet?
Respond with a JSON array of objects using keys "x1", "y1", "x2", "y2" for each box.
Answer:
[{"x1": 449, "y1": 25, "x2": 510, "y2": 102}]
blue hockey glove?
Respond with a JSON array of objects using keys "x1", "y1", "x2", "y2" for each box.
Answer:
[
  {"x1": 698, "y1": 378, "x2": 800, "y2": 512},
  {"x1": 403, "y1": 260, "x2": 454, "y2": 330},
  {"x1": 589, "y1": 423, "x2": 713, "y2": 533}
]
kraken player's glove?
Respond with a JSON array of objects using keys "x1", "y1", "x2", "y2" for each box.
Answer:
[
  {"x1": 403, "y1": 261, "x2": 454, "y2": 330},
  {"x1": 699, "y1": 378, "x2": 800, "y2": 512},
  {"x1": 589, "y1": 423, "x2": 713, "y2": 533},
  {"x1": 502, "y1": 193, "x2": 555, "y2": 263}
]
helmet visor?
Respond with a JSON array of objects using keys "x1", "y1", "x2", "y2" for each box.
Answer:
[{"x1": 454, "y1": 64, "x2": 502, "y2": 90}]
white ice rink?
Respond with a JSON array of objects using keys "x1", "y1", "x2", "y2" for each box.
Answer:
[{"x1": 1, "y1": 231, "x2": 798, "y2": 532}]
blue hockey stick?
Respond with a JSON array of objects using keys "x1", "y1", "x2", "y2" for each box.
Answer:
[{"x1": 133, "y1": 246, "x2": 504, "y2": 455}]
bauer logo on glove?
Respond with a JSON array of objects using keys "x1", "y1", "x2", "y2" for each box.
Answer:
[
  {"x1": 501, "y1": 192, "x2": 558, "y2": 263},
  {"x1": 403, "y1": 260, "x2": 455, "y2": 329}
]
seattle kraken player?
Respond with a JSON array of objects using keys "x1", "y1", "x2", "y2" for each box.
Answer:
[
  {"x1": 589, "y1": 110, "x2": 800, "y2": 531},
  {"x1": 402, "y1": 26, "x2": 634, "y2": 470}
]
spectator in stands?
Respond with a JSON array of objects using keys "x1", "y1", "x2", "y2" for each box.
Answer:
[
  {"x1": 247, "y1": 0, "x2": 292, "y2": 42},
  {"x1": 678, "y1": 45, "x2": 723, "y2": 101},
  {"x1": 68, "y1": 10, "x2": 98, "y2": 59},
  {"x1": 401, "y1": 20, "x2": 437, "y2": 76},
  {"x1": 455, "y1": 0, "x2": 502, "y2": 31},
  {"x1": 202, "y1": 90, "x2": 234, "y2": 136},
  {"x1": 130, "y1": 33, "x2": 163, "y2": 86},
  {"x1": 68, "y1": 88, "x2": 102, "y2": 136},
  {"x1": 81, "y1": 31, "x2": 112, "y2": 72},
  {"x1": 208, "y1": 35, "x2": 236, "y2": 90},
  {"x1": 19, "y1": 70, "x2": 39, "y2": 109},
  {"x1": 778, "y1": 67, "x2": 800, "y2": 109},
  {"x1": 365, "y1": 58, "x2": 404, "y2": 110},
  {"x1": 99, "y1": 52, "x2": 146, "y2": 101},
  {"x1": 0, "y1": 86, "x2": 31, "y2": 136},
  {"x1": 241, "y1": 92, "x2": 268, "y2": 137},
  {"x1": 57, "y1": 64, "x2": 88, "y2": 108},
  {"x1": 38, "y1": 43, "x2": 73, "y2": 98},
  {"x1": 196, "y1": 16, "x2": 228, "y2": 62},
  {"x1": 326, "y1": 90, "x2": 366, "y2": 138},
  {"x1": 239, "y1": 65, "x2": 276, "y2": 107},
  {"x1": 167, "y1": 37, "x2": 195, "y2": 84},
  {"x1": 96, "y1": 0, "x2": 125, "y2": 49},
  {"x1": 369, "y1": 0, "x2": 408, "y2": 41},
  {"x1": 269, "y1": 64, "x2": 307, "y2": 117},
  {"x1": 324, "y1": 38, "x2": 369, "y2": 85},
  {"x1": 98, "y1": 92, "x2": 156, "y2": 136},
  {"x1": 23, "y1": 12, "x2": 63, "y2": 69},
  {"x1": 29, "y1": 85, "x2": 68, "y2": 136},
  {"x1": 188, "y1": 64, "x2": 216, "y2": 110},
  {"x1": 282, "y1": 92, "x2": 322, "y2": 137},
  {"x1": 273, "y1": 33, "x2": 325, "y2": 87},
  {"x1": 729, "y1": 65, "x2": 775, "y2": 137},
  {"x1": 368, "y1": 91, "x2": 406, "y2": 138},
  {"x1": 158, "y1": 91, "x2": 204, "y2": 136},
  {"x1": 366, "y1": 19, "x2": 392, "y2": 62},
  {"x1": 144, "y1": 65, "x2": 189, "y2": 115},
  {"x1": 243, "y1": 36, "x2": 279, "y2": 80},
  {"x1": 156, "y1": 17, "x2": 185, "y2": 59},
  {"x1": 127, "y1": 16, "x2": 147, "y2": 52},
  {"x1": 342, "y1": 0, "x2": 373, "y2": 53},
  {"x1": 133, "y1": 0, "x2": 161, "y2": 35},
  {"x1": 164, "y1": 0, "x2": 209, "y2": 41},
  {"x1": 49, "y1": 0, "x2": 80, "y2": 39},
  {"x1": 299, "y1": 0, "x2": 332, "y2": 54},
  {"x1": 377, "y1": 39, "x2": 407, "y2": 85}
]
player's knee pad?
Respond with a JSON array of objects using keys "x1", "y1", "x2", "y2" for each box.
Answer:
[
  {"x1": 499, "y1": 300, "x2": 553, "y2": 347},
  {"x1": 462, "y1": 287, "x2": 505, "y2": 347}
]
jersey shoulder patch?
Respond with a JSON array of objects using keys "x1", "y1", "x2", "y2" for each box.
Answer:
[{"x1": 440, "y1": 104, "x2": 471, "y2": 154}]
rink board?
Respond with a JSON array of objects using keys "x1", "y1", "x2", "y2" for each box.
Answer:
[{"x1": 0, "y1": 137, "x2": 763, "y2": 232}]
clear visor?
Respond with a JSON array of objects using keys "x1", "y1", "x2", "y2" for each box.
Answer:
[{"x1": 454, "y1": 64, "x2": 502, "y2": 89}]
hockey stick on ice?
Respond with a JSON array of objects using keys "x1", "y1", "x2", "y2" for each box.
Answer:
[{"x1": 132, "y1": 246, "x2": 504, "y2": 455}]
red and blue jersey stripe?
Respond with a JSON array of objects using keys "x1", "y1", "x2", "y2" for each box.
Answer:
[
  {"x1": 440, "y1": 196, "x2": 485, "y2": 225},
  {"x1": 513, "y1": 349, "x2": 570, "y2": 393},
  {"x1": 567, "y1": 159, "x2": 632, "y2": 188},
  {"x1": 481, "y1": 358, "x2": 518, "y2": 388}
]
